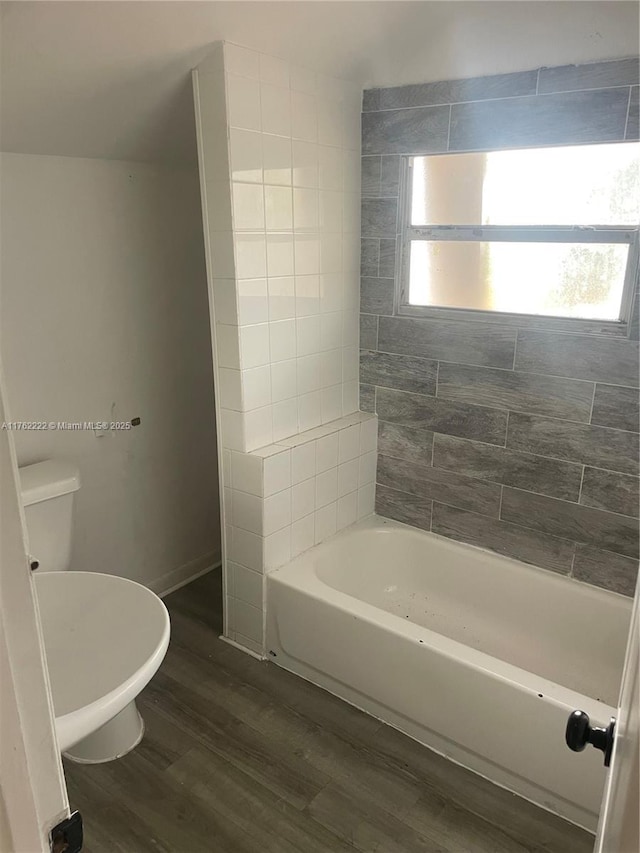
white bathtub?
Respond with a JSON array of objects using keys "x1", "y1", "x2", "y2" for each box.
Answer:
[{"x1": 266, "y1": 515, "x2": 633, "y2": 832}]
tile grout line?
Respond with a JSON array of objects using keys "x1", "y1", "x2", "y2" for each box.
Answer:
[
  {"x1": 623, "y1": 85, "x2": 633, "y2": 139},
  {"x1": 583, "y1": 463, "x2": 639, "y2": 477},
  {"x1": 369, "y1": 341, "x2": 634, "y2": 389},
  {"x1": 482, "y1": 491, "x2": 637, "y2": 555},
  {"x1": 569, "y1": 542, "x2": 577, "y2": 578},
  {"x1": 511, "y1": 329, "x2": 518, "y2": 370},
  {"x1": 378, "y1": 430, "x2": 638, "y2": 510},
  {"x1": 446, "y1": 105, "x2": 452, "y2": 151},
  {"x1": 361, "y1": 80, "x2": 636, "y2": 114},
  {"x1": 383, "y1": 425, "x2": 584, "y2": 469},
  {"x1": 429, "y1": 495, "x2": 602, "y2": 546},
  {"x1": 498, "y1": 484, "x2": 504, "y2": 519},
  {"x1": 373, "y1": 376, "x2": 639, "y2": 435},
  {"x1": 380, "y1": 484, "x2": 635, "y2": 574},
  {"x1": 588, "y1": 382, "x2": 597, "y2": 424},
  {"x1": 577, "y1": 465, "x2": 586, "y2": 504},
  {"x1": 383, "y1": 315, "x2": 632, "y2": 339},
  {"x1": 378, "y1": 451, "x2": 638, "y2": 512},
  {"x1": 501, "y1": 483, "x2": 638, "y2": 520}
]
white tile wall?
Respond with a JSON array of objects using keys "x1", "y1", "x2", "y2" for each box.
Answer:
[
  {"x1": 315, "y1": 501, "x2": 337, "y2": 544},
  {"x1": 227, "y1": 411, "x2": 377, "y2": 568},
  {"x1": 232, "y1": 182, "x2": 265, "y2": 230},
  {"x1": 291, "y1": 513, "x2": 314, "y2": 558},
  {"x1": 226, "y1": 74, "x2": 262, "y2": 131},
  {"x1": 269, "y1": 318, "x2": 296, "y2": 362},
  {"x1": 220, "y1": 409, "x2": 245, "y2": 451},
  {"x1": 323, "y1": 387, "x2": 343, "y2": 425},
  {"x1": 261, "y1": 83, "x2": 291, "y2": 136},
  {"x1": 231, "y1": 599, "x2": 263, "y2": 644},
  {"x1": 216, "y1": 44, "x2": 360, "y2": 450},
  {"x1": 292, "y1": 477, "x2": 315, "y2": 520},
  {"x1": 296, "y1": 315, "x2": 321, "y2": 356},
  {"x1": 271, "y1": 358, "x2": 297, "y2": 400},
  {"x1": 295, "y1": 275, "x2": 320, "y2": 316},
  {"x1": 292, "y1": 140, "x2": 318, "y2": 187},
  {"x1": 237, "y1": 279, "x2": 268, "y2": 325},
  {"x1": 268, "y1": 276, "x2": 296, "y2": 321},
  {"x1": 337, "y1": 490, "x2": 358, "y2": 531},
  {"x1": 260, "y1": 54, "x2": 289, "y2": 88},
  {"x1": 272, "y1": 398, "x2": 298, "y2": 441},
  {"x1": 229, "y1": 129, "x2": 262, "y2": 183},
  {"x1": 244, "y1": 403, "x2": 272, "y2": 445},
  {"x1": 337, "y1": 458, "x2": 359, "y2": 497},
  {"x1": 240, "y1": 364, "x2": 271, "y2": 411},
  {"x1": 263, "y1": 448, "x2": 291, "y2": 496},
  {"x1": 316, "y1": 432, "x2": 339, "y2": 472},
  {"x1": 196, "y1": 42, "x2": 364, "y2": 656},
  {"x1": 224, "y1": 43, "x2": 260, "y2": 79},
  {"x1": 266, "y1": 233, "x2": 295, "y2": 277},
  {"x1": 265, "y1": 186, "x2": 293, "y2": 231},
  {"x1": 298, "y1": 390, "x2": 321, "y2": 432},
  {"x1": 239, "y1": 323, "x2": 270, "y2": 369},
  {"x1": 263, "y1": 135, "x2": 292, "y2": 185},
  {"x1": 230, "y1": 562, "x2": 262, "y2": 608},
  {"x1": 235, "y1": 233, "x2": 267, "y2": 279}
]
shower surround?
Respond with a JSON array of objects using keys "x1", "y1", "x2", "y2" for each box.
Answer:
[
  {"x1": 359, "y1": 57, "x2": 640, "y2": 596},
  {"x1": 193, "y1": 43, "x2": 371, "y2": 654}
]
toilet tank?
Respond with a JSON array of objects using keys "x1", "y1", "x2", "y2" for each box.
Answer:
[{"x1": 19, "y1": 460, "x2": 80, "y2": 573}]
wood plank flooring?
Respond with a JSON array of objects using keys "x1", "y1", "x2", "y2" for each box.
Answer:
[{"x1": 64, "y1": 570, "x2": 594, "y2": 853}]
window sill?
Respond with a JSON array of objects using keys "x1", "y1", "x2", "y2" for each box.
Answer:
[{"x1": 396, "y1": 303, "x2": 630, "y2": 338}]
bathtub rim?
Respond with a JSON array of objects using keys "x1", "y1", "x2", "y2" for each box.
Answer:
[
  {"x1": 268, "y1": 514, "x2": 629, "y2": 714},
  {"x1": 281, "y1": 513, "x2": 634, "y2": 604}
]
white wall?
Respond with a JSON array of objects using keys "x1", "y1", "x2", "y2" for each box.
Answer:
[
  {"x1": 358, "y1": 1, "x2": 640, "y2": 88},
  {"x1": 1, "y1": 2, "x2": 638, "y2": 166},
  {"x1": 0, "y1": 154, "x2": 220, "y2": 591}
]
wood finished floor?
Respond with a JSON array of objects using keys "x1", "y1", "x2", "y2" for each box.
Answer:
[{"x1": 64, "y1": 570, "x2": 594, "y2": 853}]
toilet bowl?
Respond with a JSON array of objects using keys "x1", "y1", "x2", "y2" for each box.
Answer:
[
  {"x1": 20, "y1": 459, "x2": 171, "y2": 763},
  {"x1": 35, "y1": 571, "x2": 170, "y2": 761}
]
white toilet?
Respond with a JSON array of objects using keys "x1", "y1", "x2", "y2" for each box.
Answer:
[{"x1": 20, "y1": 459, "x2": 170, "y2": 763}]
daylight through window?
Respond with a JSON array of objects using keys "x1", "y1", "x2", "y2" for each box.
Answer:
[{"x1": 402, "y1": 143, "x2": 640, "y2": 324}]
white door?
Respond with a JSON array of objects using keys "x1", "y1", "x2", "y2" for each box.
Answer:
[
  {"x1": 594, "y1": 577, "x2": 639, "y2": 852},
  {"x1": 0, "y1": 366, "x2": 69, "y2": 852}
]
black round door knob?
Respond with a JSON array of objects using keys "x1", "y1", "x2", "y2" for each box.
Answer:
[{"x1": 565, "y1": 710, "x2": 616, "y2": 767}]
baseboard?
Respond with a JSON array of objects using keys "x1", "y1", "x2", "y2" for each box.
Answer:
[{"x1": 148, "y1": 553, "x2": 221, "y2": 598}]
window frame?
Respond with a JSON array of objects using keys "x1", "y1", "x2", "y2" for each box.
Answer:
[{"x1": 396, "y1": 154, "x2": 640, "y2": 337}]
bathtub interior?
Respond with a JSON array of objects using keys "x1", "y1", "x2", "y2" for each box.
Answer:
[{"x1": 295, "y1": 517, "x2": 632, "y2": 706}]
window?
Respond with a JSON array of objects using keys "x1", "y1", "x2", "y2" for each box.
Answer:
[{"x1": 399, "y1": 143, "x2": 640, "y2": 328}]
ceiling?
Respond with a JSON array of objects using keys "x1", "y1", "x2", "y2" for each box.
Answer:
[{"x1": 1, "y1": 1, "x2": 638, "y2": 166}]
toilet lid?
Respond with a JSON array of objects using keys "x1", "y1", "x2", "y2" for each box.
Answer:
[{"x1": 34, "y1": 571, "x2": 170, "y2": 717}]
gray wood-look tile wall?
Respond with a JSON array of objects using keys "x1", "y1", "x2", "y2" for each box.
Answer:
[{"x1": 360, "y1": 58, "x2": 640, "y2": 596}]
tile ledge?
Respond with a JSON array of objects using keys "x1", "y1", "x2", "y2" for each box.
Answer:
[{"x1": 250, "y1": 411, "x2": 377, "y2": 456}]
